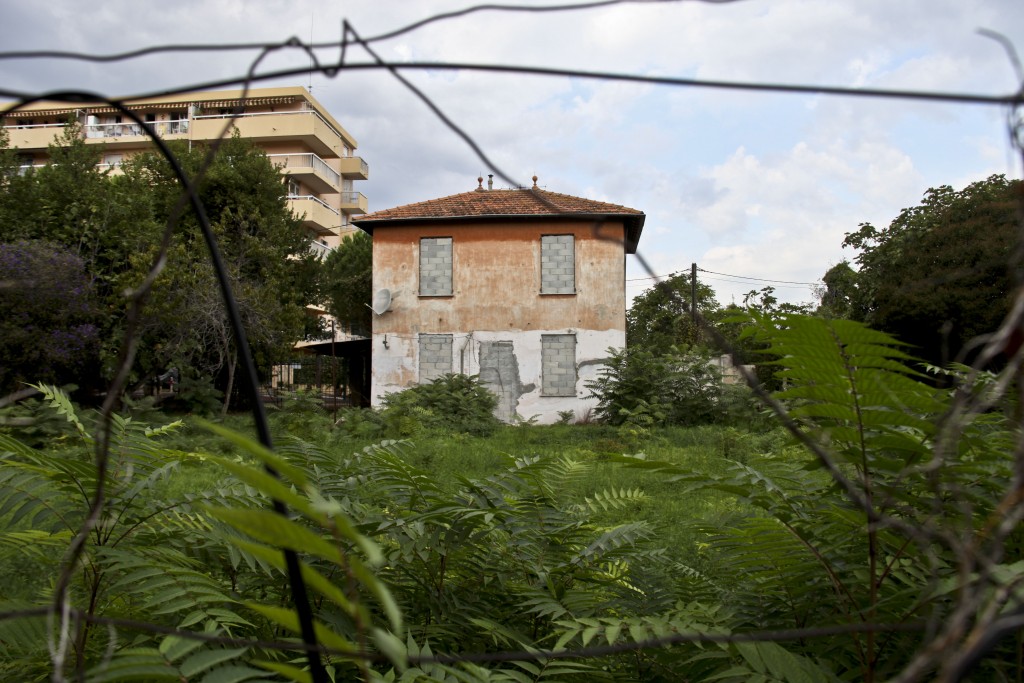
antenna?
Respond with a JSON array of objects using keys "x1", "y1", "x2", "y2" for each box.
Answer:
[
  {"x1": 308, "y1": 14, "x2": 314, "y2": 91},
  {"x1": 369, "y1": 288, "x2": 393, "y2": 316}
]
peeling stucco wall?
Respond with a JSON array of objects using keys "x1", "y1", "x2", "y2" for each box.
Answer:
[
  {"x1": 370, "y1": 219, "x2": 628, "y2": 423},
  {"x1": 371, "y1": 328, "x2": 621, "y2": 424}
]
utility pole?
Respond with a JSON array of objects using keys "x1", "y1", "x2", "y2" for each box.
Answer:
[{"x1": 691, "y1": 262, "x2": 698, "y2": 328}]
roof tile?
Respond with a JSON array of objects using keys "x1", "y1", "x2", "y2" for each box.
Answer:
[{"x1": 356, "y1": 187, "x2": 644, "y2": 222}]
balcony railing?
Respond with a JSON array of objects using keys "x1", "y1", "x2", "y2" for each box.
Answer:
[
  {"x1": 17, "y1": 163, "x2": 46, "y2": 175},
  {"x1": 5, "y1": 122, "x2": 64, "y2": 131},
  {"x1": 288, "y1": 194, "x2": 341, "y2": 236},
  {"x1": 192, "y1": 110, "x2": 346, "y2": 158},
  {"x1": 268, "y1": 152, "x2": 340, "y2": 187},
  {"x1": 84, "y1": 120, "x2": 188, "y2": 139},
  {"x1": 289, "y1": 194, "x2": 339, "y2": 215},
  {"x1": 339, "y1": 191, "x2": 368, "y2": 214},
  {"x1": 338, "y1": 156, "x2": 369, "y2": 179},
  {"x1": 309, "y1": 241, "x2": 332, "y2": 260}
]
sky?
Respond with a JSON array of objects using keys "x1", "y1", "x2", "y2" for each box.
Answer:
[{"x1": 1, "y1": 0, "x2": 1021, "y2": 307}]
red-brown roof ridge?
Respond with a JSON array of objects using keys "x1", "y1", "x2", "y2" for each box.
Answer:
[{"x1": 356, "y1": 187, "x2": 644, "y2": 222}]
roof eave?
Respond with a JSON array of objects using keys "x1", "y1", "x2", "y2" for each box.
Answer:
[{"x1": 354, "y1": 212, "x2": 645, "y2": 251}]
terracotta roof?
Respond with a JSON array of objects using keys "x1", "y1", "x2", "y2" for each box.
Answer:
[{"x1": 354, "y1": 184, "x2": 645, "y2": 252}]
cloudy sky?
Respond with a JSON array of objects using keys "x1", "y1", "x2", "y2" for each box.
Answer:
[{"x1": 2, "y1": 0, "x2": 1021, "y2": 306}]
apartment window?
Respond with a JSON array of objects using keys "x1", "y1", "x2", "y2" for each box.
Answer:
[
  {"x1": 286, "y1": 178, "x2": 300, "y2": 197},
  {"x1": 541, "y1": 234, "x2": 575, "y2": 294},
  {"x1": 541, "y1": 334, "x2": 577, "y2": 396},
  {"x1": 419, "y1": 237, "x2": 452, "y2": 296},
  {"x1": 419, "y1": 334, "x2": 453, "y2": 383}
]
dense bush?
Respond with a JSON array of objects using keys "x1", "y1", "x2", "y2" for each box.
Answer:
[
  {"x1": 587, "y1": 345, "x2": 732, "y2": 427},
  {"x1": 0, "y1": 241, "x2": 102, "y2": 396},
  {"x1": 379, "y1": 373, "x2": 501, "y2": 436}
]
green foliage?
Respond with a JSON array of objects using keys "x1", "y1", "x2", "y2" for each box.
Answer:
[
  {"x1": 267, "y1": 389, "x2": 333, "y2": 438},
  {"x1": 587, "y1": 346, "x2": 728, "y2": 427},
  {"x1": 828, "y1": 174, "x2": 1019, "y2": 367},
  {"x1": 0, "y1": 130, "x2": 321, "y2": 406},
  {"x1": 380, "y1": 374, "x2": 501, "y2": 436},
  {"x1": 322, "y1": 230, "x2": 372, "y2": 337},
  {"x1": 619, "y1": 313, "x2": 1024, "y2": 681},
  {"x1": 0, "y1": 385, "x2": 259, "y2": 680},
  {"x1": 3, "y1": 307, "x2": 1024, "y2": 681},
  {"x1": 172, "y1": 370, "x2": 225, "y2": 417},
  {"x1": 627, "y1": 271, "x2": 719, "y2": 354}
]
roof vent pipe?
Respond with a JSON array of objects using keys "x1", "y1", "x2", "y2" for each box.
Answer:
[{"x1": 487, "y1": 174, "x2": 494, "y2": 190}]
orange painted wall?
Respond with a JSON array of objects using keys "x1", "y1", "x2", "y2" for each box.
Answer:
[{"x1": 371, "y1": 219, "x2": 627, "y2": 334}]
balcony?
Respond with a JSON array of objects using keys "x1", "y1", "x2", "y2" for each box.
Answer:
[
  {"x1": 17, "y1": 163, "x2": 46, "y2": 175},
  {"x1": 81, "y1": 120, "x2": 188, "y2": 148},
  {"x1": 338, "y1": 156, "x2": 369, "y2": 180},
  {"x1": 309, "y1": 240, "x2": 332, "y2": 260},
  {"x1": 4, "y1": 123, "x2": 67, "y2": 151},
  {"x1": 288, "y1": 195, "x2": 341, "y2": 236},
  {"x1": 339, "y1": 191, "x2": 368, "y2": 214},
  {"x1": 268, "y1": 153, "x2": 340, "y2": 194},
  {"x1": 192, "y1": 110, "x2": 345, "y2": 159}
]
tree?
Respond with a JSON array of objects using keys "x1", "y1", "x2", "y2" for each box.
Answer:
[
  {"x1": 0, "y1": 241, "x2": 102, "y2": 395},
  {"x1": 627, "y1": 271, "x2": 719, "y2": 354},
  {"x1": 322, "y1": 230, "x2": 372, "y2": 337},
  {"x1": 119, "y1": 135, "x2": 320, "y2": 409},
  {"x1": 0, "y1": 128, "x2": 321, "y2": 406},
  {"x1": 827, "y1": 175, "x2": 1019, "y2": 368},
  {"x1": 586, "y1": 345, "x2": 726, "y2": 427}
]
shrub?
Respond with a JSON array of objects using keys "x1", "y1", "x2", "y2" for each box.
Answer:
[
  {"x1": 380, "y1": 373, "x2": 500, "y2": 436},
  {"x1": 587, "y1": 346, "x2": 726, "y2": 427},
  {"x1": 268, "y1": 388, "x2": 332, "y2": 438}
]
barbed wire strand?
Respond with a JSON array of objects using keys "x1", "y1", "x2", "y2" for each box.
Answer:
[{"x1": 1, "y1": 2, "x2": 1023, "y2": 681}]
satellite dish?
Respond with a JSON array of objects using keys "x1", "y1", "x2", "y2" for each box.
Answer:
[{"x1": 370, "y1": 288, "x2": 393, "y2": 316}]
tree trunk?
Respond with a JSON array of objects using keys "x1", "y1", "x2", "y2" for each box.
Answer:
[{"x1": 221, "y1": 347, "x2": 237, "y2": 417}]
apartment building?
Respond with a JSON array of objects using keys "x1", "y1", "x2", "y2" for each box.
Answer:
[
  {"x1": 2, "y1": 86, "x2": 367, "y2": 260},
  {"x1": 354, "y1": 176, "x2": 645, "y2": 424}
]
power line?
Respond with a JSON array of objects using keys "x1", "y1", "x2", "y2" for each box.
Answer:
[
  {"x1": 696, "y1": 267, "x2": 821, "y2": 286},
  {"x1": 626, "y1": 270, "x2": 820, "y2": 287}
]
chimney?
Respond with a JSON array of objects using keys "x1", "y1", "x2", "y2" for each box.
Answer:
[{"x1": 487, "y1": 174, "x2": 494, "y2": 190}]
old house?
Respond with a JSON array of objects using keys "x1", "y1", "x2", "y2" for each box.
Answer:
[{"x1": 353, "y1": 176, "x2": 644, "y2": 424}]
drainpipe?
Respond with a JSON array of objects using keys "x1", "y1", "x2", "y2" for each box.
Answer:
[{"x1": 459, "y1": 333, "x2": 474, "y2": 374}]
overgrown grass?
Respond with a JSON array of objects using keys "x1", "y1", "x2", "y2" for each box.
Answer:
[{"x1": 1, "y1": 401, "x2": 783, "y2": 605}]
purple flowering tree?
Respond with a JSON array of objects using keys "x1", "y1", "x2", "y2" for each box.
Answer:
[{"x1": 0, "y1": 240, "x2": 102, "y2": 395}]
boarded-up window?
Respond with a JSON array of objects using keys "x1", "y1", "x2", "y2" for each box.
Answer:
[
  {"x1": 419, "y1": 237, "x2": 453, "y2": 296},
  {"x1": 419, "y1": 334, "x2": 453, "y2": 383},
  {"x1": 541, "y1": 235, "x2": 575, "y2": 294},
  {"x1": 541, "y1": 334, "x2": 576, "y2": 396},
  {"x1": 479, "y1": 341, "x2": 519, "y2": 423}
]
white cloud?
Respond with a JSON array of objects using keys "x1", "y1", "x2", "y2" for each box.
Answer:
[{"x1": 2, "y1": 0, "x2": 1020, "y2": 309}]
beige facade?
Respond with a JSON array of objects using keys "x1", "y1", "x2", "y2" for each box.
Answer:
[
  {"x1": 2, "y1": 86, "x2": 367, "y2": 253},
  {"x1": 355, "y1": 181, "x2": 644, "y2": 424}
]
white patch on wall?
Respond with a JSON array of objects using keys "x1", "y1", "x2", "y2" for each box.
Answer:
[{"x1": 372, "y1": 328, "x2": 623, "y2": 424}]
